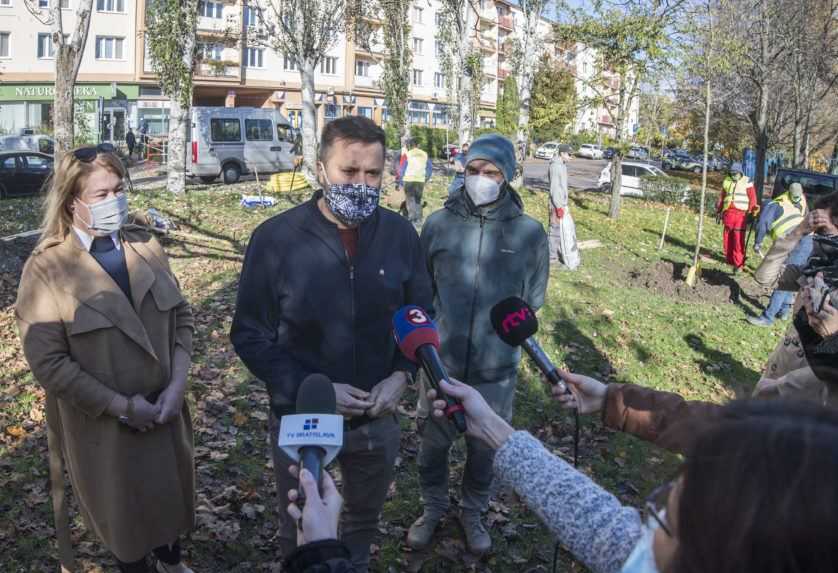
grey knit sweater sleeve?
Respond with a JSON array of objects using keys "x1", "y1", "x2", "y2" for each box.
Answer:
[{"x1": 493, "y1": 431, "x2": 643, "y2": 573}]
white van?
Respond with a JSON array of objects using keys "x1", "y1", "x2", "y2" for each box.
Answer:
[{"x1": 188, "y1": 107, "x2": 296, "y2": 184}]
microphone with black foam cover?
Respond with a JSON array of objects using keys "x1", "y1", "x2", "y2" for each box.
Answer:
[
  {"x1": 490, "y1": 296, "x2": 568, "y2": 394},
  {"x1": 392, "y1": 305, "x2": 467, "y2": 433},
  {"x1": 278, "y1": 373, "x2": 344, "y2": 500}
]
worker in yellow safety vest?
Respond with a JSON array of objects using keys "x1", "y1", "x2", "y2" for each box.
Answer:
[
  {"x1": 398, "y1": 139, "x2": 433, "y2": 226},
  {"x1": 754, "y1": 182, "x2": 808, "y2": 256},
  {"x1": 716, "y1": 165, "x2": 758, "y2": 272}
]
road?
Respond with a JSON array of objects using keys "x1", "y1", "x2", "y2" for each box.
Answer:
[{"x1": 523, "y1": 157, "x2": 608, "y2": 192}]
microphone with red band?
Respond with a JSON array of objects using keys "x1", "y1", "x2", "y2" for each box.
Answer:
[
  {"x1": 393, "y1": 305, "x2": 467, "y2": 433},
  {"x1": 490, "y1": 296, "x2": 568, "y2": 394}
]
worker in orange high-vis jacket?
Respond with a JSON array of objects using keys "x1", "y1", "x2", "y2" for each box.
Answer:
[{"x1": 716, "y1": 164, "x2": 758, "y2": 273}]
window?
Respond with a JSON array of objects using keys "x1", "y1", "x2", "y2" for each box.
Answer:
[
  {"x1": 621, "y1": 164, "x2": 637, "y2": 177},
  {"x1": 412, "y1": 37, "x2": 423, "y2": 55},
  {"x1": 411, "y1": 69, "x2": 422, "y2": 86},
  {"x1": 199, "y1": 43, "x2": 222, "y2": 61},
  {"x1": 243, "y1": 5, "x2": 261, "y2": 27},
  {"x1": 411, "y1": 6, "x2": 423, "y2": 23},
  {"x1": 0, "y1": 32, "x2": 9, "y2": 58},
  {"x1": 95, "y1": 36, "x2": 124, "y2": 60},
  {"x1": 287, "y1": 109, "x2": 302, "y2": 129},
  {"x1": 432, "y1": 105, "x2": 448, "y2": 126},
  {"x1": 434, "y1": 72, "x2": 446, "y2": 89},
  {"x1": 24, "y1": 154, "x2": 51, "y2": 169},
  {"x1": 210, "y1": 118, "x2": 241, "y2": 142},
  {"x1": 408, "y1": 101, "x2": 430, "y2": 124},
  {"x1": 283, "y1": 55, "x2": 297, "y2": 71},
  {"x1": 358, "y1": 107, "x2": 372, "y2": 119},
  {"x1": 320, "y1": 56, "x2": 338, "y2": 75},
  {"x1": 435, "y1": 12, "x2": 444, "y2": 26},
  {"x1": 277, "y1": 124, "x2": 292, "y2": 142},
  {"x1": 0, "y1": 0, "x2": 11, "y2": 6},
  {"x1": 60, "y1": 0, "x2": 69, "y2": 7},
  {"x1": 435, "y1": 41, "x2": 443, "y2": 58},
  {"x1": 38, "y1": 0, "x2": 48, "y2": 6},
  {"x1": 355, "y1": 59, "x2": 370, "y2": 77},
  {"x1": 37, "y1": 33, "x2": 54, "y2": 58},
  {"x1": 245, "y1": 119, "x2": 273, "y2": 141},
  {"x1": 324, "y1": 104, "x2": 338, "y2": 123},
  {"x1": 198, "y1": 1, "x2": 223, "y2": 18},
  {"x1": 96, "y1": 0, "x2": 124, "y2": 12},
  {"x1": 1, "y1": 157, "x2": 15, "y2": 170},
  {"x1": 244, "y1": 47, "x2": 264, "y2": 68}
]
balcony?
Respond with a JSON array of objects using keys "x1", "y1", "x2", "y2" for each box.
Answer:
[
  {"x1": 353, "y1": 75, "x2": 378, "y2": 90},
  {"x1": 599, "y1": 114, "x2": 614, "y2": 126},
  {"x1": 196, "y1": 60, "x2": 241, "y2": 81},
  {"x1": 476, "y1": 36, "x2": 496, "y2": 53},
  {"x1": 498, "y1": 14, "x2": 513, "y2": 30},
  {"x1": 498, "y1": 68, "x2": 511, "y2": 80},
  {"x1": 479, "y1": 9, "x2": 496, "y2": 26}
]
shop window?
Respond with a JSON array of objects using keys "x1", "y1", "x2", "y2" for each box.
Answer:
[
  {"x1": 210, "y1": 118, "x2": 241, "y2": 142},
  {"x1": 358, "y1": 107, "x2": 373, "y2": 119},
  {"x1": 324, "y1": 104, "x2": 338, "y2": 123}
]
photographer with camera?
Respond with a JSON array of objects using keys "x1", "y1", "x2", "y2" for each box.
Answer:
[{"x1": 425, "y1": 376, "x2": 838, "y2": 573}]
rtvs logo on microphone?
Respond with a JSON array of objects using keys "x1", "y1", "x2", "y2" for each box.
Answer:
[{"x1": 303, "y1": 418, "x2": 319, "y2": 430}]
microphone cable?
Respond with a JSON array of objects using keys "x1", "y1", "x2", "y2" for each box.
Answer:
[{"x1": 553, "y1": 397, "x2": 580, "y2": 573}]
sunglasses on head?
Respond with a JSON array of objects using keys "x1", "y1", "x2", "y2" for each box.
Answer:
[{"x1": 73, "y1": 143, "x2": 116, "y2": 163}]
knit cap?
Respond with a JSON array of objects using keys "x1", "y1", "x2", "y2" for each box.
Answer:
[{"x1": 464, "y1": 134, "x2": 517, "y2": 181}]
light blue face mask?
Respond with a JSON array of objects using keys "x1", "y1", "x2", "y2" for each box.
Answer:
[{"x1": 620, "y1": 517, "x2": 661, "y2": 573}]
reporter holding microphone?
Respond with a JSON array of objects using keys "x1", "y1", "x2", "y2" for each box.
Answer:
[{"x1": 428, "y1": 377, "x2": 838, "y2": 572}]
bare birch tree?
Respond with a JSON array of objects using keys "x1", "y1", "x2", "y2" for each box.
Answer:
[
  {"x1": 252, "y1": 0, "x2": 357, "y2": 183},
  {"x1": 437, "y1": 0, "x2": 480, "y2": 145},
  {"x1": 511, "y1": 0, "x2": 549, "y2": 162},
  {"x1": 146, "y1": 0, "x2": 199, "y2": 195},
  {"x1": 24, "y1": 0, "x2": 95, "y2": 165}
]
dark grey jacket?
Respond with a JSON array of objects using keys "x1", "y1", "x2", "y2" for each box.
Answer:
[{"x1": 420, "y1": 185, "x2": 550, "y2": 384}]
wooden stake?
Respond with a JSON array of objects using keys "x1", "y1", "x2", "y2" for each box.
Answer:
[{"x1": 658, "y1": 207, "x2": 672, "y2": 250}]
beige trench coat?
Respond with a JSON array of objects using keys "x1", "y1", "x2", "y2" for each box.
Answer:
[{"x1": 15, "y1": 224, "x2": 195, "y2": 565}]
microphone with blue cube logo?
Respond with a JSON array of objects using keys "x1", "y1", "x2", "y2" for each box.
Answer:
[{"x1": 278, "y1": 374, "x2": 343, "y2": 502}]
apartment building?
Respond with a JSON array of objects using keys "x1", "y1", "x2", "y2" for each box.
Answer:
[{"x1": 0, "y1": 0, "x2": 638, "y2": 142}]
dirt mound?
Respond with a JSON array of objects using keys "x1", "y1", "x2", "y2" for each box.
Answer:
[{"x1": 623, "y1": 259, "x2": 765, "y2": 306}]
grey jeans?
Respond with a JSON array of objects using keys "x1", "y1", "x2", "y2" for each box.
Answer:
[
  {"x1": 270, "y1": 412, "x2": 401, "y2": 573},
  {"x1": 416, "y1": 374, "x2": 517, "y2": 514}
]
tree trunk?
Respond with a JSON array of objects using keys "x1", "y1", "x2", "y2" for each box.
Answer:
[
  {"x1": 53, "y1": 59, "x2": 75, "y2": 166},
  {"x1": 694, "y1": 74, "x2": 712, "y2": 268},
  {"x1": 165, "y1": 13, "x2": 196, "y2": 196},
  {"x1": 754, "y1": 130, "x2": 768, "y2": 205},
  {"x1": 457, "y1": 3, "x2": 474, "y2": 145},
  {"x1": 300, "y1": 58, "x2": 319, "y2": 184},
  {"x1": 515, "y1": 4, "x2": 540, "y2": 164},
  {"x1": 610, "y1": 155, "x2": 622, "y2": 219}
]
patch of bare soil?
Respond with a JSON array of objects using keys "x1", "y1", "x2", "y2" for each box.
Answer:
[{"x1": 623, "y1": 259, "x2": 766, "y2": 306}]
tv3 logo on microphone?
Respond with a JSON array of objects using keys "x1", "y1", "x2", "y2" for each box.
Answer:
[
  {"x1": 407, "y1": 308, "x2": 430, "y2": 325},
  {"x1": 303, "y1": 418, "x2": 319, "y2": 431},
  {"x1": 502, "y1": 307, "x2": 532, "y2": 334}
]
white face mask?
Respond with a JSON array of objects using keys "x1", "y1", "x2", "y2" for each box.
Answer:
[
  {"x1": 465, "y1": 175, "x2": 502, "y2": 206},
  {"x1": 620, "y1": 517, "x2": 661, "y2": 573},
  {"x1": 77, "y1": 193, "x2": 129, "y2": 235}
]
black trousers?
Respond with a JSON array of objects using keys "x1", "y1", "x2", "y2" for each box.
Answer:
[
  {"x1": 404, "y1": 182, "x2": 425, "y2": 224},
  {"x1": 116, "y1": 540, "x2": 181, "y2": 573}
]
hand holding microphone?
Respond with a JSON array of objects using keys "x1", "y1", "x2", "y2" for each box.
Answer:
[
  {"x1": 426, "y1": 378, "x2": 514, "y2": 450},
  {"x1": 392, "y1": 306, "x2": 467, "y2": 433},
  {"x1": 286, "y1": 464, "x2": 342, "y2": 546},
  {"x1": 550, "y1": 370, "x2": 607, "y2": 415}
]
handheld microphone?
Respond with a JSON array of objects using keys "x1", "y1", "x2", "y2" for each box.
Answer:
[
  {"x1": 491, "y1": 297, "x2": 580, "y2": 469},
  {"x1": 490, "y1": 297, "x2": 568, "y2": 394},
  {"x1": 392, "y1": 306, "x2": 467, "y2": 433},
  {"x1": 278, "y1": 374, "x2": 344, "y2": 500}
]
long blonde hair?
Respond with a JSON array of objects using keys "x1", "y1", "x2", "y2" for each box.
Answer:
[{"x1": 39, "y1": 149, "x2": 127, "y2": 244}]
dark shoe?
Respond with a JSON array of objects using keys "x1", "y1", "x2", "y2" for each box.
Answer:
[
  {"x1": 460, "y1": 510, "x2": 491, "y2": 556},
  {"x1": 747, "y1": 316, "x2": 773, "y2": 327},
  {"x1": 407, "y1": 509, "x2": 445, "y2": 550}
]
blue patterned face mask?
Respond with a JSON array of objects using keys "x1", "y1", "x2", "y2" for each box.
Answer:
[
  {"x1": 621, "y1": 517, "x2": 661, "y2": 573},
  {"x1": 320, "y1": 164, "x2": 380, "y2": 226}
]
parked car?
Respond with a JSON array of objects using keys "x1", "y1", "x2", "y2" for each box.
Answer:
[
  {"x1": 598, "y1": 160, "x2": 684, "y2": 197},
  {"x1": 603, "y1": 147, "x2": 617, "y2": 160},
  {"x1": 0, "y1": 134, "x2": 55, "y2": 155},
  {"x1": 187, "y1": 106, "x2": 296, "y2": 184},
  {"x1": 577, "y1": 144, "x2": 604, "y2": 160},
  {"x1": 662, "y1": 152, "x2": 703, "y2": 173},
  {"x1": 535, "y1": 141, "x2": 560, "y2": 160},
  {"x1": 626, "y1": 146, "x2": 650, "y2": 160},
  {"x1": 771, "y1": 168, "x2": 838, "y2": 203},
  {"x1": 0, "y1": 151, "x2": 54, "y2": 198}
]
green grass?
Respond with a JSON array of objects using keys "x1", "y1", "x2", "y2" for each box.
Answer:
[{"x1": 0, "y1": 174, "x2": 782, "y2": 572}]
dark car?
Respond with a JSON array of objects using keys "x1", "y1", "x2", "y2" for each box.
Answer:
[
  {"x1": 771, "y1": 168, "x2": 838, "y2": 203},
  {"x1": 603, "y1": 147, "x2": 617, "y2": 160},
  {"x1": 0, "y1": 151, "x2": 54, "y2": 198}
]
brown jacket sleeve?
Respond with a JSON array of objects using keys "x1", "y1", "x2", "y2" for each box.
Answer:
[{"x1": 602, "y1": 383, "x2": 721, "y2": 454}]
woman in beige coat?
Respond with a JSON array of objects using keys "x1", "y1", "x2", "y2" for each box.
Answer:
[{"x1": 15, "y1": 146, "x2": 196, "y2": 573}]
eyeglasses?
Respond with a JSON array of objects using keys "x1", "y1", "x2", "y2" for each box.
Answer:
[
  {"x1": 73, "y1": 143, "x2": 116, "y2": 163},
  {"x1": 644, "y1": 480, "x2": 675, "y2": 538}
]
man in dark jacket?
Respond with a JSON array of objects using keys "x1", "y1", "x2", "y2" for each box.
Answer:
[
  {"x1": 408, "y1": 134, "x2": 549, "y2": 555},
  {"x1": 230, "y1": 116, "x2": 433, "y2": 572}
]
